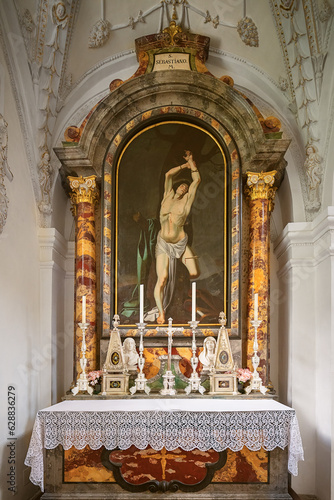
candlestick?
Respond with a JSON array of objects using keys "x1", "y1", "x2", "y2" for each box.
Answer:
[
  {"x1": 139, "y1": 284, "x2": 144, "y2": 324},
  {"x1": 245, "y1": 317, "x2": 267, "y2": 395},
  {"x1": 192, "y1": 282, "x2": 196, "y2": 322},
  {"x1": 82, "y1": 295, "x2": 86, "y2": 324},
  {"x1": 254, "y1": 293, "x2": 258, "y2": 321},
  {"x1": 130, "y1": 321, "x2": 150, "y2": 395},
  {"x1": 185, "y1": 319, "x2": 206, "y2": 395},
  {"x1": 72, "y1": 321, "x2": 93, "y2": 396}
]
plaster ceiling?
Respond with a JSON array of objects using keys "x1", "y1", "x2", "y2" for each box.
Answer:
[
  {"x1": 63, "y1": 0, "x2": 286, "y2": 85},
  {"x1": 0, "y1": 0, "x2": 333, "y2": 227}
]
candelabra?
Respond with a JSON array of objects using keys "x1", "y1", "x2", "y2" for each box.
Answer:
[
  {"x1": 72, "y1": 322, "x2": 93, "y2": 396},
  {"x1": 245, "y1": 318, "x2": 267, "y2": 395},
  {"x1": 160, "y1": 318, "x2": 183, "y2": 396},
  {"x1": 185, "y1": 320, "x2": 206, "y2": 395},
  {"x1": 130, "y1": 322, "x2": 150, "y2": 395}
]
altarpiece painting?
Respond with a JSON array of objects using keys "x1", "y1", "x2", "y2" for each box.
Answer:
[{"x1": 103, "y1": 120, "x2": 232, "y2": 334}]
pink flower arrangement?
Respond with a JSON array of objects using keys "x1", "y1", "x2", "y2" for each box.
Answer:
[
  {"x1": 88, "y1": 370, "x2": 102, "y2": 386},
  {"x1": 237, "y1": 368, "x2": 253, "y2": 383}
]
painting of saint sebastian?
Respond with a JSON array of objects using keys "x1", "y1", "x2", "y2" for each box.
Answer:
[
  {"x1": 154, "y1": 150, "x2": 200, "y2": 324},
  {"x1": 114, "y1": 121, "x2": 226, "y2": 327}
]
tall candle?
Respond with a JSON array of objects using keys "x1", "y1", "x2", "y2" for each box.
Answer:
[
  {"x1": 192, "y1": 282, "x2": 196, "y2": 322},
  {"x1": 82, "y1": 295, "x2": 86, "y2": 323},
  {"x1": 254, "y1": 293, "x2": 258, "y2": 321},
  {"x1": 139, "y1": 284, "x2": 144, "y2": 323}
]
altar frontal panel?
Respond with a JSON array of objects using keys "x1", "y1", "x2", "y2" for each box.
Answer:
[{"x1": 63, "y1": 446, "x2": 269, "y2": 485}]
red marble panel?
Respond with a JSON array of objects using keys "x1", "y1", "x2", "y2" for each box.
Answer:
[{"x1": 63, "y1": 446, "x2": 268, "y2": 484}]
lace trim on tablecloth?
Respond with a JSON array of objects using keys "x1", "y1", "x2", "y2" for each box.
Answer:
[{"x1": 24, "y1": 409, "x2": 304, "y2": 491}]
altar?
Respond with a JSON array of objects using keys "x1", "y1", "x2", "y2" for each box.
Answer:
[
  {"x1": 24, "y1": 17, "x2": 302, "y2": 500},
  {"x1": 25, "y1": 398, "x2": 303, "y2": 499}
]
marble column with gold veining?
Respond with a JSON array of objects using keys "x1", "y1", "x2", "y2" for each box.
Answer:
[
  {"x1": 68, "y1": 175, "x2": 99, "y2": 379},
  {"x1": 245, "y1": 171, "x2": 277, "y2": 386}
]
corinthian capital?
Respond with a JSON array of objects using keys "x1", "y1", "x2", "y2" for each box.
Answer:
[
  {"x1": 245, "y1": 171, "x2": 277, "y2": 208},
  {"x1": 68, "y1": 175, "x2": 99, "y2": 206}
]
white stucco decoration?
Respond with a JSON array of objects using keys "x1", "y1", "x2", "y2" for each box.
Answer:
[
  {"x1": 0, "y1": 114, "x2": 13, "y2": 235},
  {"x1": 38, "y1": 150, "x2": 53, "y2": 216},
  {"x1": 304, "y1": 143, "x2": 322, "y2": 211},
  {"x1": 237, "y1": 17, "x2": 259, "y2": 47},
  {"x1": 88, "y1": 19, "x2": 111, "y2": 48}
]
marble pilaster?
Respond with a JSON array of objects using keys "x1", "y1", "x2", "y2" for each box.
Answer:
[
  {"x1": 245, "y1": 171, "x2": 277, "y2": 385},
  {"x1": 68, "y1": 175, "x2": 99, "y2": 378}
]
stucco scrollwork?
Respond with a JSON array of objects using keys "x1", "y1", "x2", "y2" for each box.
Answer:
[
  {"x1": 0, "y1": 115, "x2": 13, "y2": 235},
  {"x1": 319, "y1": 0, "x2": 332, "y2": 23}
]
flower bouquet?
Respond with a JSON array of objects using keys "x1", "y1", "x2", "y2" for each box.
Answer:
[
  {"x1": 88, "y1": 370, "x2": 102, "y2": 394},
  {"x1": 236, "y1": 368, "x2": 253, "y2": 393}
]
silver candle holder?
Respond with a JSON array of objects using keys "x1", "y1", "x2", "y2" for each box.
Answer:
[
  {"x1": 72, "y1": 322, "x2": 93, "y2": 396},
  {"x1": 245, "y1": 318, "x2": 267, "y2": 395},
  {"x1": 130, "y1": 322, "x2": 150, "y2": 395},
  {"x1": 159, "y1": 318, "x2": 183, "y2": 396},
  {"x1": 185, "y1": 320, "x2": 206, "y2": 395}
]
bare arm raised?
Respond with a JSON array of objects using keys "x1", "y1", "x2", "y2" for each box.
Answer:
[
  {"x1": 163, "y1": 150, "x2": 200, "y2": 198},
  {"x1": 164, "y1": 158, "x2": 188, "y2": 195},
  {"x1": 184, "y1": 150, "x2": 201, "y2": 204}
]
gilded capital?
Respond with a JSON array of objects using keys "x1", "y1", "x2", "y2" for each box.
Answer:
[
  {"x1": 245, "y1": 171, "x2": 277, "y2": 209},
  {"x1": 68, "y1": 175, "x2": 99, "y2": 206}
]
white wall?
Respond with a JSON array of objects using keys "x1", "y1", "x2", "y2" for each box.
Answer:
[
  {"x1": 274, "y1": 209, "x2": 334, "y2": 500},
  {"x1": 0, "y1": 47, "x2": 43, "y2": 500},
  {"x1": 0, "y1": 47, "x2": 72, "y2": 500}
]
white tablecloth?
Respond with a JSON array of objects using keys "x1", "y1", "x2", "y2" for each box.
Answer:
[{"x1": 24, "y1": 398, "x2": 304, "y2": 491}]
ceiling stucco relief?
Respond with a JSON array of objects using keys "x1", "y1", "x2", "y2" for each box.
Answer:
[
  {"x1": 13, "y1": 0, "x2": 80, "y2": 226},
  {"x1": 65, "y1": 1, "x2": 284, "y2": 88},
  {"x1": 269, "y1": 0, "x2": 333, "y2": 219},
  {"x1": 0, "y1": 114, "x2": 13, "y2": 235},
  {"x1": 85, "y1": 0, "x2": 259, "y2": 51},
  {"x1": 2, "y1": 0, "x2": 332, "y2": 228}
]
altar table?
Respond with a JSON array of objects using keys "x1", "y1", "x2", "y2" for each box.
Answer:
[{"x1": 25, "y1": 398, "x2": 303, "y2": 495}]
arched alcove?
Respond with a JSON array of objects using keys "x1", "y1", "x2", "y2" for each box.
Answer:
[{"x1": 55, "y1": 68, "x2": 290, "y2": 382}]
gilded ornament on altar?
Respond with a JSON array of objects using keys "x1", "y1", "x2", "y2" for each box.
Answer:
[{"x1": 162, "y1": 21, "x2": 183, "y2": 45}]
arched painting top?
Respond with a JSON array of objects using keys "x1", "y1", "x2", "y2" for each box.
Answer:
[{"x1": 55, "y1": 71, "x2": 290, "y2": 187}]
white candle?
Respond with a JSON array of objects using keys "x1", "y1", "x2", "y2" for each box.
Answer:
[
  {"x1": 139, "y1": 284, "x2": 144, "y2": 323},
  {"x1": 254, "y1": 293, "x2": 258, "y2": 321},
  {"x1": 82, "y1": 295, "x2": 86, "y2": 324},
  {"x1": 192, "y1": 282, "x2": 196, "y2": 322}
]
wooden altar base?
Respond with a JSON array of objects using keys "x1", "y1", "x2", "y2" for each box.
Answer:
[{"x1": 41, "y1": 445, "x2": 292, "y2": 500}]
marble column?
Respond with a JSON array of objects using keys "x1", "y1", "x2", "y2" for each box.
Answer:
[
  {"x1": 245, "y1": 171, "x2": 277, "y2": 385},
  {"x1": 68, "y1": 175, "x2": 99, "y2": 379}
]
